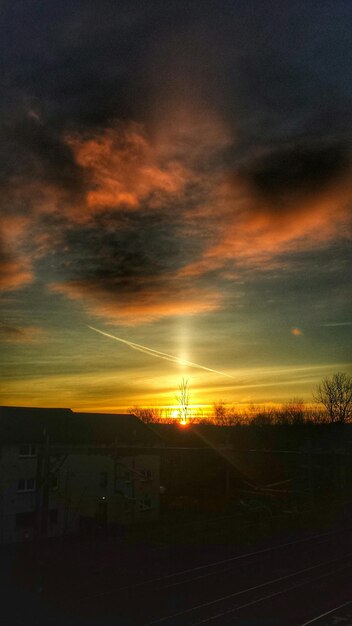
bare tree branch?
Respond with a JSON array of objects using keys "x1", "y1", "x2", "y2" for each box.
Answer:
[{"x1": 313, "y1": 372, "x2": 352, "y2": 423}]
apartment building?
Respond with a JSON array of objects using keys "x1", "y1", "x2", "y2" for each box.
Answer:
[{"x1": 0, "y1": 407, "x2": 161, "y2": 543}]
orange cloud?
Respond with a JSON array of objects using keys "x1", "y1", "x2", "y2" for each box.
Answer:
[
  {"x1": 3, "y1": 102, "x2": 350, "y2": 329},
  {"x1": 0, "y1": 104, "x2": 230, "y2": 313},
  {"x1": 66, "y1": 105, "x2": 230, "y2": 219},
  {"x1": 67, "y1": 123, "x2": 190, "y2": 214},
  {"x1": 3, "y1": 178, "x2": 70, "y2": 219},
  {"x1": 0, "y1": 214, "x2": 43, "y2": 291},
  {"x1": 180, "y1": 166, "x2": 352, "y2": 277},
  {"x1": 50, "y1": 279, "x2": 223, "y2": 325},
  {"x1": 0, "y1": 259, "x2": 33, "y2": 291},
  {"x1": 0, "y1": 324, "x2": 46, "y2": 344},
  {"x1": 1, "y1": 214, "x2": 31, "y2": 244}
]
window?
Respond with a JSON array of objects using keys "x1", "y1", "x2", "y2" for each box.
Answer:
[
  {"x1": 49, "y1": 474, "x2": 58, "y2": 490},
  {"x1": 115, "y1": 465, "x2": 131, "y2": 484},
  {"x1": 49, "y1": 509, "x2": 58, "y2": 525},
  {"x1": 140, "y1": 469, "x2": 153, "y2": 482},
  {"x1": 27, "y1": 478, "x2": 35, "y2": 490},
  {"x1": 100, "y1": 471, "x2": 108, "y2": 488},
  {"x1": 123, "y1": 470, "x2": 131, "y2": 484},
  {"x1": 17, "y1": 478, "x2": 36, "y2": 492},
  {"x1": 19, "y1": 444, "x2": 36, "y2": 458},
  {"x1": 16, "y1": 511, "x2": 36, "y2": 529},
  {"x1": 139, "y1": 495, "x2": 152, "y2": 511}
]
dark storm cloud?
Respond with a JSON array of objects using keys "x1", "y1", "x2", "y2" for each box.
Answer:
[
  {"x1": 1, "y1": 116, "x2": 84, "y2": 195},
  {"x1": 46, "y1": 208, "x2": 210, "y2": 308},
  {"x1": 0, "y1": 0, "x2": 200, "y2": 130},
  {"x1": 58, "y1": 212, "x2": 195, "y2": 285},
  {"x1": 0, "y1": 1, "x2": 159, "y2": 209},
  {"x1": 1, "y1": 0, "x2": 351, "y2": 322},
  {"x1": 1, "y1": 0, "x2": 351, "y2": 190},
  {"x1": 240, "y1": 139, "x2": 351, "y2": 203},
  {"x1": 48, "y1": 208, "x2": 223, "y2": 324}
]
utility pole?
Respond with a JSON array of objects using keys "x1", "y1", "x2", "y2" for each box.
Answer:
[
  {"x1": 33, "y1": 428, "x2": 50, "y2": 595},
  {"x1": 34, "y1": 428, "x2": 51, "y2": 540},
  {"x1": 224, "y1": 459, "x2": 230, "y2": 499},
  {"x1": 63, "y1": 470, "x2": 70, "y2": 536},
  {"x1": 307, "y1": 439, "x2": 313, "y2": 502},
  {"x1": 41, "y1": 430, "x2": 50, "y2": 537},
  {"x1": 35, "y1": 437, "x2": 43, "y2": 541}
]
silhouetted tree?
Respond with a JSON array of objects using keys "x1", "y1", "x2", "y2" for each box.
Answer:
[
  {"x1": 129, "y1": 406, "x2": 161, "y2": 423},
  {"x1": 277, "y1": 398, "x2": 306, "y2": 425},
  {"x1": 251, "y1": 410, "x2": 276, "y2": 426},
  {"x1": 314, "y1": 372, "x2": 352, "y2": 423},
  {"x1": 176, "y1": 378, "x2": 190, "y2": 424},
  {"x1": 212, "y1": 402, "x2": 244, "y2": 425},
  {"x1": 213, "y1": 402, "x2": 228, "y2": 424}
]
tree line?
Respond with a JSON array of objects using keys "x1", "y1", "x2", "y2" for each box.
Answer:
[{"x1": 130, "y1": 372, "x2": 352, "y2": 426}]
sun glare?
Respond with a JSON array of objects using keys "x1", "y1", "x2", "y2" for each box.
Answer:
[{"x1": 170, "y1": 407, "x2": 189, "y2": 426}]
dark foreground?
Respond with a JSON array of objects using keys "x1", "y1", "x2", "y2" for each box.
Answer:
[{"x1": 2, "y1": 500, "x2": 352, "y2": 626}]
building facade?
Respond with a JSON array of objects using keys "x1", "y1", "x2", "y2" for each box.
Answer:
[{"x1": 0, "y1": 407, "x2": 160, "y2": 543}]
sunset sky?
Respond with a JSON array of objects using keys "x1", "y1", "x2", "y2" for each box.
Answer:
[{"x1": 1, "y1": 1, "x2": 351, "y2": 412}]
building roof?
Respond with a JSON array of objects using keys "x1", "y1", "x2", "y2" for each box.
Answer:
[
  {"x1": 2, "y1": 407, "x2": 351, "y2": 450},
  {"x1": 0, "y1": 406, "x2": 160, "y2": 445}
]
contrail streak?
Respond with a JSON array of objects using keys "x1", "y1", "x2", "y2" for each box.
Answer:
[
  {"x1": 88, "y1": 326, "x2": 235, "y2": 379},
  {"x1": 321, "y1": 321, "x2": 352, "y2": 327}
]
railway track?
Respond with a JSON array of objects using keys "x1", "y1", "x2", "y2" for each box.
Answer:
[
  {"x1": 76, "y1": 526, "x2": 347, "y2": 598},
  {"x1": 72, "y1": 524, "x2": 352, "y2": 626},
  {"x1": 300, "y1": 599, "x2": 352, "y2": 625},
  {"x1": 142, "y1": 554, "x2": 352, "y2": 625}
]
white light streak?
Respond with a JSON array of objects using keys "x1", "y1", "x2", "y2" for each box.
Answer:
[{"x1": 88, "y1": 326, "x2": 235, "y2": 379}]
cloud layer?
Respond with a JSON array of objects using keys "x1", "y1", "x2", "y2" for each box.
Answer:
[{"x1": 1, "y1": 1, "x2": 351, "y2": 325}]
